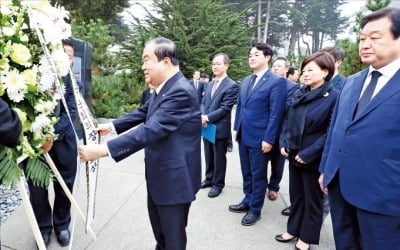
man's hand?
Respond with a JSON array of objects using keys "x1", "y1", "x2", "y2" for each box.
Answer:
[
  {"x1": 96, "y1": 123, "x2": 113, "y2": 136},
  {"x1": 41, "y1": 140, "x2": 53, "y2": 153},
  {"x1": 261, "y1": 141, "x2": 272, "y2": 153},
  {"x1": 201, "y1": 115, "x2": 208, "y2": 127},
  {"x1": 294, "y1": 155, "x2": 306, "y2": 164},
  {"x1": 319, "y1": 173, "x2": 328, "y2": 195},
  {"x1": 79, "y1": 144, "x2": 108, "y2": 162},
  {"x1": 280, "y1": 147, "x2": 288, "y2": 157}
]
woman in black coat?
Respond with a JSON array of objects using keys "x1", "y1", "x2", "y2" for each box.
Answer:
[{"x1": 275, "y1": 52, "x2": 339, "y2": 250}]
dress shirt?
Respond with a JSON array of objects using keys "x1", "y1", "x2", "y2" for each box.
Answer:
[
  {"x1": 361, "y1": 57, "x2": 400, "y2": 99},
  {"x1": 252, "y1": 67, "x2": 269, "y2": 90}
]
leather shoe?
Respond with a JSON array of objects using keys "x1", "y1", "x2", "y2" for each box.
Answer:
[
  {"x1": 268, "y1": 191, "x2": 278, "y2": 200},
  {"x1": 275, "y1": 233, "x2": 297, "y2": 242},
  {"x1": 208, "y1": 188, "x2": 221, "y2": 198},
  {"x1": 281, "y1": 206, "x2": 291, "y2": 216},
  {"x1": 41, "y1": 232, "x2": 51, "y2": 247},
  {"x1": 56, "y1": 229, "x2": 70, "y2": 246},
  {"x1": 228, "y1": 202, "x2": 249, "y2": 213},
  {"x1": 200, "y1": 181, "x2": 212, "y2": 189},
  {"x1": 241, "y1": 211, "x2": 260, "y2": 226}
]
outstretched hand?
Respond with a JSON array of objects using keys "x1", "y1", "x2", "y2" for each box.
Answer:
[
  {"x1": 79, "y1": 144, "x2": 108, "y2": 162},
  {"x1": 96, "y1": 123, "x2": 113, "y2": 136}
]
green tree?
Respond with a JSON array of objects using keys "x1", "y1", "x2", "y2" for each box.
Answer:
[
  {"x1": 50, "y1": 0, "x2": 130, "y2": 23},
  {"x1": 339, "y1": 0, "x2": 391, "y2": 76},
  {"x1": 71, "y1": 19, "x2": 114, "y2": 73},
  {"x1": 119, "y1": 0, "x2": 254, "y2": 82}
]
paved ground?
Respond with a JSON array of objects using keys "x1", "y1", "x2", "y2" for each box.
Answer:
[{"x1": 1, "y1": 128, "x2": 335, "y2": 250}]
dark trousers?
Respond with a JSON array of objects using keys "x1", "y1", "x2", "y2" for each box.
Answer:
[
  {"x1": 328, "y1": 173, "x2": 400, "y2": 250},
  {"x1": 147, "y1": 193, "x2": 191, "y2": 250},
  {"x1": 287, "y1": 164, "x2": 323, "y2": 244},
  {"x1": 203, "y1": 138, "x2": 228, "y2": 190},
  {"x1": 238, "y1": 143, "x2": 270, "y2": 215},
  {"x1": 268, "y1": 145, "x2": 285, "y2": 192},
  {"x1": 28, "y1": 132, "x2": 77, "y2": 234}
]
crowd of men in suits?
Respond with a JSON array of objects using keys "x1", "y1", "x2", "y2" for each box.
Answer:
[{"x1": 2, "y1": 6, "x2": 398, "y2": 250}]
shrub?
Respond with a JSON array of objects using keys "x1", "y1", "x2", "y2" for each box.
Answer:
[{"x1": 91, "y1": 73, "x2": 145, "y2": 118}]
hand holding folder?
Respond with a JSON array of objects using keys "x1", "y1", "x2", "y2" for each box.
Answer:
[{"x1": 201, "y1": 123, "x2": 216, "y2": 144}]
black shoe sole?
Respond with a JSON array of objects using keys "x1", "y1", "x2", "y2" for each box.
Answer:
[{"x1": 228, "y1": 207, "x2": 249, "y2": 213}]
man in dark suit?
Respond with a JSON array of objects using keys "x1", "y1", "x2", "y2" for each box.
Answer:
[
  {"x1": 321, "y1": 46, "x2": 346, "y2": 91},
  {"x1": 79, "y1": 37, "x2": 201, "y2": 250},
  {"x1": 200, "y1": 53, "x2": 239, "y2": 198},
  {"x1": 319, "y1": 7, "x2": 400, "y2": 250},
  {"x1": 28, "y1": 39, "x2": 78, "y2": 247},
  {"x1": 189, "y1": 69, "x2": 205, "y2": 104},
  {"x1": 0, "y1": 98, "x2": 22, "y2": 148},
  {"x1": 229, "y1": 42, "x2": 287, "y2": 226},
  {"x1": 269, "y1": 56, "x2": 299, "y2": 201}
]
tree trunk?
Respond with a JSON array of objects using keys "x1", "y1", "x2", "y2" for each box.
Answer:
[
  {"x1": 257, "y1": 0, "x2": 262, "y2": 41},
  {"x1": 263, "y1": 0, "x2": 272, "y2": 43}
]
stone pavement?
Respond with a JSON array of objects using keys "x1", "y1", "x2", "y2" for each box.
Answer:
[{"x1": 1, "y1": 138, "x2": 335, "y2": 250}]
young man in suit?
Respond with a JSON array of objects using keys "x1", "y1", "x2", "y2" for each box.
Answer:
[
  {"x1": 200, "y1": 53, "x2": 239, "y2": 198},
  {"x1": 0, "y1": 98, "x2": 22, "y2": 148},
  {"x1": 189, "y1": 69, "x2": 205, "y2": 104},
  {"x1": 229, "y1": 42, "x2": 287, "y2": 226},
  {"x1": 320, "y1": 46, "x2": 346, "y2": 91},
  {"x1": 79, "y1": 37, "x2": 201, "y2": 250},
  {"x1": 319, "y1": 7, "x2": 400, "y2": 250},
  {"x1": 28, "y1": 39, "x2": 78, "y2": 247}
]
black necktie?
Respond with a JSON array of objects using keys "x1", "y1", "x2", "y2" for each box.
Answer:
[
  {"x1": 355, "y1": 71, "x2": 382, "y2": 117},
  {"x1": 247, "y1": 74, "x2": 257, "y2": 98}
]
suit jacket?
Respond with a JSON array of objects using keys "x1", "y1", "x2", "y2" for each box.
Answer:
[
  {"x1": 0, "y1": 98, "x2": 22, "y2": 148},
  {"x1": 189, "y1": 79, "x2": 205, "y2": 104},
  {"x1": 320, "y1": 68, "x2": 400, "y2": 216},
  {"x1": 140, "y1": 88, "x2": 153, "y2": 107},
  {"x1": 280, "y1": 86, "x2": 338, "y2": 171},
  {"x1": 201, "y1": 77, "x2": 239, "y2": 139},
  {"x1": 55, "y1": 75, "x2": 77, "y2": 141},
  {"x1": 234, "y1": 70, "x2": 287, "y2": 148},
  {"x1": 108, "y1": 72, "x2": 202, "y2": 205},
  {"x1": 330, "y1": 74, "x2": 346, "y2": 91}
]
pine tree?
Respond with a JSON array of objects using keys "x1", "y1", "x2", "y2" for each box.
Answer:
[{"x1": 119, "y1": 0, "x2": 254, "y2": 82}]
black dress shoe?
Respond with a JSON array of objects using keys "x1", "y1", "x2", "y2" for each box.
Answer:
[
  {"x1": 56, "y1": 229, "x2": 70, "y2": 246},
  {"x1": 42, "y1": 232, "x2": 51, "y2": 247},
  {"x1": 281, "y1": 206, "x2": 291, "y2": 216},
  {"x1": 275, "y1": 233, "x2": 297, "y2": 242},
  {"x1": 208, "y1": 188, "x2": 221, "y2": 198},
  {"x1": 200, "y1": 181, "x2": 212, "y2": 189},
  {"x1": 241, "y1": 211, "x2": 260, "y2": 226},
  {"x1": 228, "y1": 202, "x2": 249, "y2": 213}
]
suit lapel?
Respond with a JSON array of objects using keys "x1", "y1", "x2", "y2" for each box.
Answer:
[
  {"x1": 353, "y1": 68, "x2": 400, "y2": 121},
  {"x1": 148, "y1": 72, "x2": 181, "y2": 116},
  {"x1": 246, "y1": 70, "x2": 271, "y2": 101},
  {"x1": 347, "y1": 69, "x2": 368, "y2": 122}
]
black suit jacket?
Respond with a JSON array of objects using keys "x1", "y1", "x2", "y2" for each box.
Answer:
[
  {"x1": 189, "y1": 79, "x2": 205, "y2": 104},
  {"x1": 330, "y1": 74, "x2": 346, "y2": 91},
  {"x1": 108, "y1": 72, "x2": 202, "y2": 205},
  {"x1": 201, "y1": 77, "x2": 239, "y2": 139},
  {"x1": 0, "y1": 98, "x2": 21, "y2": 148}
]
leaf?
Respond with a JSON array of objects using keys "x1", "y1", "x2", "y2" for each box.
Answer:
[
  {"x1": 0, "y1": 147, "x2": 23, "y2": 187},
  {"x1": 25, "y1": 156, "x2": 53, "y2": 188}
]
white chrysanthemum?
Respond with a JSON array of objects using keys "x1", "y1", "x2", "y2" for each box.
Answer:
[
  {"x1": 34, "y1": 101, "x2": 46, "y2": 113},
  {"x1": 38, "y1": 56, "x2": 56, "y2": 91},
  {"x1": 0, "y1": 5, "x2": 12, "y2": 15},
  {"x1": 30, "y1": 113, "x2": 52, "y2": 134},
  {"x1": 52, "y1": 48, "x2": 70, "y2": 77},
  {"x1": 2, "y1": 26, "x2": 15, "y2": 36},
  {"x1": 3, "y1": 69, "x2": 28, "y2": 102}
]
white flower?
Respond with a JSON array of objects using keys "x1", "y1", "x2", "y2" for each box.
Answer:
[
  {"x1": 52, "y1": 48, "x2": 70, "y2": 76},
  {"x1": 10, "y1": 43, "x2": 31, "y2": 65},
  {"x1": 2, "y1": 26, "x2": 16, "y2": 36},
  {"x1": 22, "y1": 68, "x2": 38, "y2": 86},
  {"x1": 30, "y1": 113, "x2": 52, "y2": 134},
  {"x1": 20, "y1": 34, "x2": 29, "y2": 42},
  {"x1": 3, "y1": 69, "x2": 28, "y2": 102},
  {"x1": 38, "y1": 56, "x2": 56, "y2": 91},
  {"x1": 0, "y1": 5, "x2": 12, "y2": 15},
  {"x1": 34, "y1": 102, "x2": 46, "y2": 113}
]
